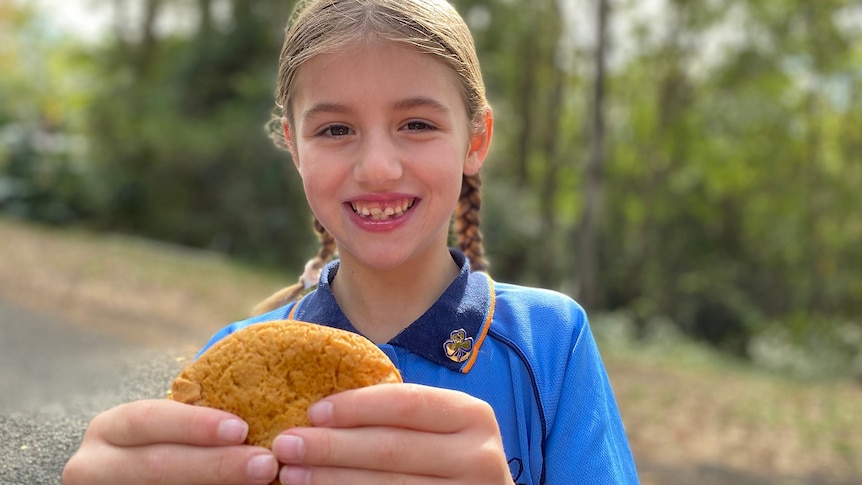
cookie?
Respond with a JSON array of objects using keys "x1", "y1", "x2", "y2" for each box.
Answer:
[{"x1": 168, "y1": 320, "x2": 402, "y2": 452}]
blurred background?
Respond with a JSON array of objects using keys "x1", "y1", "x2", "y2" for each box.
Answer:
[{"x1": 1, "y1": 0, "x2": 860, "y2": 483}]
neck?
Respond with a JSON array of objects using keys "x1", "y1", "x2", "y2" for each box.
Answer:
[{"x1": 330, "y1": 248, "x2": 460, "y2": 343}]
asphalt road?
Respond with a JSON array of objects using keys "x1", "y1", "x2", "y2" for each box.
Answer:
[{"x1": 0, "y1": 299, "x2": 187, "y2": 485}]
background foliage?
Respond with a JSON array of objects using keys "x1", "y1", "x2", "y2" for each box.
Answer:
[{"x1": 1, "y1": 0, "x2": 860, "y2": 378}]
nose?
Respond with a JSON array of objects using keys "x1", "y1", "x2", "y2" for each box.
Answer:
[{"x1": 353, "y1": 130, "x2": 403, "y2": 186}]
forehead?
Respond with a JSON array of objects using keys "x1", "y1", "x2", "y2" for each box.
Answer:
[{"x1": 292, "y1": 40, "x2": 465, "y2": 114}]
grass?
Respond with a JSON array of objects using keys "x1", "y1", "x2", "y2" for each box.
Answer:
[
  {"x1": 0, "y1": 216, "x2": 291, "y2": 346},
  {"x1": 2, "y1": 216, "x2": 860, "y2": 484},
  {"x1": 593, "y1": 315, "x2": 862, "y2": 483}
]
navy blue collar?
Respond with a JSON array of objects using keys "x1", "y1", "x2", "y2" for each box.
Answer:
[{"x1": 291, "y1": 249, "x2": 493, "y2": 371}]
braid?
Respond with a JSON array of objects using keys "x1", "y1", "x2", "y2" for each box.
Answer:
[
  {"x1": 251, "y1": 217, "x2": 337, "y2": 316},
  {"x1": 455, "y1": 173, "x2": 489, "y2": 272}
]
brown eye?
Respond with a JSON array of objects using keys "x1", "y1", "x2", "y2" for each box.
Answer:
[
  {"x1": 327, "y1": 125, "x2": 351, "y2": 136},
  {"x1": 405, "y1": 121, "x2": 432, "y2": 131}
]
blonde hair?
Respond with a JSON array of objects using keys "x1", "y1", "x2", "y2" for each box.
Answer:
[{"x1": 255, "y1": 0, "x2": 490, "y2": 315}]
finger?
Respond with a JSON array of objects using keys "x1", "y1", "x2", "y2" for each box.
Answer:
[
  {"x1": 273, "y1": 427, "x2": 455, "y2": 476},
  {"x1": 65, "y1": 443, "x2": 277, "y2": 485},
  {"x1": 308, "y1": 383, "x2": 499, "y2": 433},
  {"x1": 90, "y1": 399, "x2": 249, "y2": 447}
]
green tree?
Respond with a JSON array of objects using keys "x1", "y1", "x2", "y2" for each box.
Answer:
[{"x1": 83, "y1": 0, "x2": 310, "y2": 267}]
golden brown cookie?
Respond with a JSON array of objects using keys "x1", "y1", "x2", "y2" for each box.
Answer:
[{"x1": 168, "y1": 319, "x2": 402, "y2": 452}]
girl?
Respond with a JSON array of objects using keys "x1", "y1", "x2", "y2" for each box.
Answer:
[{"x1": 63, "y1": 0, "x2": 638, "y2": 484}]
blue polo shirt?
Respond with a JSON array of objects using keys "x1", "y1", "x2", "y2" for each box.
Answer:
[{"x1": 197, "y1": 250, "x2": 639, "y2": 484}]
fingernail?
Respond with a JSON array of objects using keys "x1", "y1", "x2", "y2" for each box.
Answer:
[
  {"x1": 308, "y1": 400, "x2": 333, "y2": 425},
  {"x1": 273, "y1": 435, "x2": 305, "y2": 461},
  {"x1": 280, "y1": 465, "x2": 311, "y2": 485},
  {"x1": 218, "y1": 418, "x2": 248, "y2": 443},
  {"x1": 247, "y1": 454, "x2": 277, "y2": 481}
]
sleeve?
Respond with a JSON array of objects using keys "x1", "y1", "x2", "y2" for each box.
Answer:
[{"x1": 543, "y1": 310, "x2": 640, "y2": 484}]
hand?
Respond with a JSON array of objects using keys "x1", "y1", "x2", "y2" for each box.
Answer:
[
  {"x1": 272, "y1": 383, "x2": 514, "y2": 485},
  {"x1": 62, "y1": 399, "x2": 279, "y2": 485}
]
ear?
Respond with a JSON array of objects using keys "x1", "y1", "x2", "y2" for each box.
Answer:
[
  {"x1": 281, "y1": 117, "x2": 300, "y2": 171},
  {"x1": 464, "y1": 107, "x2": 493, "y2": 175}
]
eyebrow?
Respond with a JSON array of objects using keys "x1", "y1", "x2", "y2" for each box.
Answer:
[
  {"x1": 301, "y1": 96, "x2": 451, "y2": 123},
  {"x1": 392, "y1": 96, "x2": 451, "y2": 115},
  {"x1": 301, "y1": 103, "x2": 352, "y2": 123}
]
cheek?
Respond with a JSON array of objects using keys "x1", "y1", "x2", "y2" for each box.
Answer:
[
  {"x1": 299, "y1": 167, "x2": 337, "y2": 208},
  {"x1": 301, "y1": 176, "x2": 323, "y2": 204},
  {"x1": 418, "y1": 164, "x2": 463, "y2": 207}
]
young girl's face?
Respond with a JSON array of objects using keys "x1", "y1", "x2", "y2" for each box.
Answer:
[{"x1": 284, "y1": 40, "x2": 491, "y2": 272}]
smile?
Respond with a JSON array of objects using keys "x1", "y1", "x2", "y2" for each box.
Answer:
[{"x1": 350, "y1": 198, "x2": 416, "y2": 221}]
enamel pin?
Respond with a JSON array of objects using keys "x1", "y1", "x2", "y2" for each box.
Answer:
[{"x1": 444, "y1": 328, "x2": 474, "y2": 363}]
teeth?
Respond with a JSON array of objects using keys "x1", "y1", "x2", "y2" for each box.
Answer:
[{"x1": 351, "y1": 199, "x2": 414, "y2": 220}]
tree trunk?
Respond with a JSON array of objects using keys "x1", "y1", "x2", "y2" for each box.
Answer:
[
  {"x1": 803, "y1": 3, "x2": 825, "y2": 314},
  {"x1": 134, "y1": 0, "x2": 162, "y2": 77},
  {"x1": 577, "y1": 0, "x2": 610, "y2": 311},
  {"x1": 197, "y1": 0, "x2": 213, "y2": 38},
  {"x1": 514, "y1": 10, "x2": 538, "y2": 189},
  {"x1": 539, "y1": 33, "x2": 566, "y2": 286}
]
